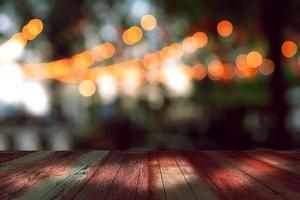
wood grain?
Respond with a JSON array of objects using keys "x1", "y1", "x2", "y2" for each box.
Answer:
[{"x1": 0, "y1": 151, "x2": 298, "y2": 200}]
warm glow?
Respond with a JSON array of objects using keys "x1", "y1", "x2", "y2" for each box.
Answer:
[
  {"x1": 246, "y1": 51, "x2": 263, "y2": 68},
  {"x1": 182, "y1": 37, "x2": 198, "y2": 54},
  {"x1": 259, "y1": 59, "x2": 275, "y2": 75},
  {"x1": 0, "y1": 33, "x2": 27, "y2": 62},
  {"x1": 281, "y1": 41, "x2": 297, "y2": 58},
  {"x1": 92, "y1": 42, "x2": 115, "y2": 61},
  {"x1": 222, "y1": 64, "x2": 235, "y2": 80},
  {"x1": 192, "y1": 64, "x2": 206, "y2": 80},
  {"x1": 170, "y1": 43, "x2": 183, "y2": 59},
  {"x1": 72, "y1": 51, "x2": 94, "y2": 69},
  {"x1": 208, "y1": 60, "x2": 224, "y2": 80},
  {"x1": 236, "y1": 54, "x2": 248, "y2": 70},
  {"x1": 79, "y1": 80, "x2": 96, "y2": 97},
  {"x1": 140, "y1": 14, "x2": 157, "y2": 31},
  {"x1": 22, "y1": 19, "x2": 43, "y2": 40},
  {"x1": 122, "y1": 26, "x2": 143, "y2": 45},
  {"x1": 143, "y1": 53, "x2": 160, "y2": 68},
  {"x1": 97, "y1": 72, "x2": 118, "y2": 104},
  {"x1": 161, "y1": 60, "x2": 192, "y2": 97},
  {"x1": 217, "y1": 20, "x2": 233, "y2": 37},
  {"x1": 192, "y1": 32, "x2": 208, "y2": 48}
]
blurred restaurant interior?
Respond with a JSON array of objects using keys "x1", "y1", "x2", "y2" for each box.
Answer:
[{"x1": 1, "y1": 0, "x2": 300, "y2": 150}]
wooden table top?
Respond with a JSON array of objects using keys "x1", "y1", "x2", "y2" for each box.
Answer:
[{"x1": 0, "y1": 151, "x2": 299, "y2": 199}]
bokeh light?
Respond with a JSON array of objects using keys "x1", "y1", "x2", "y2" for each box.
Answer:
[
  {"x1": 281, "y1": 41, "x2": 297, "y2": 58},
  {"x1": 140, "y1": 14, "x2": 157, "y2": 31},
  {"x1": 22, "y1": 19, "x2": 43, "y2": 40},
  {"x1": 92, "y1": 42, "x2": 115, "y2": 61},
  {"x1": 217, "y1": 20, "x2": 233, "y2": 37},
  {"x1": 208, "y1": 60, "x2": 224, "y2": 80},
  {"x1": 122, "y1": 26, "x2": 143, "y2": 45},
  {"x1": 182, "y1": 37, "x2": 198, "y2": 54},
  {"x1": 78, "y1": 80, "x2": 96, "y2": 97},
  {"x1": 192, "y1": 32, "x2": 208, "y2": 48},
  {"x1": 259, "y1": 59, "x2": 275, "y2": 75},
  {"x1": 246, "y1": 51, "x2": 263, "y2": 68},
  {"x1": 191, "y1": 64, "x2": 206, "y2": 80}
]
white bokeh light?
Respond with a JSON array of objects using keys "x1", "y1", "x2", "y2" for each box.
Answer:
[
  {"x1": 162, "y1": 60, "x2": 192, "y2": 97},
  {"x1": 0, "y1": 62, "x2": 24, "y2": 104},
  {"x1": 97, "y1": 73, "x2": 118, "y2": 104},
  {"x1": 22, "y1": 81, "x2": 49, "y2": 116}
]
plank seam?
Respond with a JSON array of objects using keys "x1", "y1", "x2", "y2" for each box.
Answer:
[{"x1": 172, "y1": 152, "x2": 199, "y2": 200}]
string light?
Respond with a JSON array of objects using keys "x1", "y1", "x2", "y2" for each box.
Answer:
[
  {"x1": 122, "y1": 26, "x2": 143, "y2": 45},
  {"x1": 78, "y1": 80, "x2": 96, "y2": 97},
  {"x1": 140, "y1": 14, "x2": 157, "y2": 31},
  {"x1": 217, "y1": 20, "x2": 233, "y2": 37},
  {"x1": 281, "y1": 41, "x2": 297, "y2": 58}
]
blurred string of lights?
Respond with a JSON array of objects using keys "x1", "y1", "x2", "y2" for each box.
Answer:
[{"x1": 0, "y1": 16, "x2": 299, "y2": 100}]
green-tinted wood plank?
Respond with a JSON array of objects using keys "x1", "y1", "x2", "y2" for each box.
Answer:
[
  {"x1": 40, "y1": 151, "x2": 109, "y2": 200},
  {"x1": 17, "y1": 151, "x2": 106, "y2": 200},
  {"x1": 0, "y1": 151, "x2": 53, "y2": 172}
]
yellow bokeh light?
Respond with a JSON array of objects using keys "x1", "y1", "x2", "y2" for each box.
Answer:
[
  {"x1": 192, "y1": 32, "x2": 208, "y2": 48},
  {"x1": 217, "y1": 20, "x2": 233, "y2": 37},
  {"x1": 122, "y1": 26, "x2": 143, "y2": 45},
  {"x1": 22, "y1": 19, "x2": 43, "y2": 40},
  {"x1": 92, "y1": 42, "x2": 115, "y2": 61},
  {"x1": 79, "y1": 80, "x2": 96, "y2": 97},
  {"x1": 246, "y1": 51, "x2": 263, "y2": 68},
  {"x1": 140, "y1": 14, "x2": 157, "y2": 31},
  {"x1": 281, "y1": 41, "x2": 297, "y2": 58},
  {"x1": 72, "y1": 51, "x2": 94, "y2": 69}
]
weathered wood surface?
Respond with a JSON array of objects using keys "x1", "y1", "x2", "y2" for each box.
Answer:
[{"x1": 0, "y1": 151, "x2": 299, "y2": 199}]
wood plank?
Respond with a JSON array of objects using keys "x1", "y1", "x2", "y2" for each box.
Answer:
[
  {"x1": 0, "y1": 151, "x2": 78, "y2": 199},
  {"x1": 247, "y1": 151, "x2": 300, "y2": 176},
  {"x1": 0, "y1": 151, "x2": 53, "y2": 172},
  {"x1": 0, "y1": 152, "x2": 31, "y2": 164},
  {"x1": 202, "y1": 151, "x2": 286, "y2": 200},
  {"x1": 173, "y1": 152, "x2": 219, "y2": 200},
  {"x1": 104, "y1": 152, "x2": 142, "y2": 200},
  {"x1": 136, "y1": 153, "x2": 149, "y2": 200},
  {"x1": 71, "y1": 151, "x2": 126, "y2": 200},
  {"x1": 149, "y1": 152, "x2": 166, "y2": 200},
  {"x1": 17, "y1": 151, "x2": 108, "y2": 200},
  {"x1": 158, "y1": 152, "x2": 197, "y2": 200},
  {"x1": 184, "y1": 151, "x2": 256, "y2": 200},
  {"x1": 224, "y1": 151, "x2": 300, "y2": 199}
]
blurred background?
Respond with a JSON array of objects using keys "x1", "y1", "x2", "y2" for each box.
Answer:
[{"x1": 0, "y1": 0, "x2": 300, "y2": 150}]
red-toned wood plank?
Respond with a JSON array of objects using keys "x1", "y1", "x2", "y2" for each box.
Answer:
[
  {"x1": 224, "y1": 151, "x2": 300, "y2": 199},
  {"x1": 158, "y1": 152, "x2": 197, "y2": 200},
  {"x1": 173, "y1": 152, "x2": 219, "y2": 200},
  {"x1": 0, "y1": 152, "x2": 30, "y2": 164},
  {"x1": 0, "y1": 151, "x2": 85, "y2": 199},
  {"x1": 149, "y1": 152, "x2": 166, "y2": 200},
  {"x1": 247, "y1": 151, "x2": 300, "y2": 177},
  {"x1": 136, "y1": 153, "x2": 149, "y2": 200},
  {"x1": 104, "y1": 152, "x2": 142, "y2": 200},
  {"x1": 203, "y1": 151, "x2": 286, "y2": 200},
  {"x1": 184, "y1": 151, "x2": 256, "y2": 200},
  {"x1": 71, "y1": 152, "x2": 126, "y2": 200}
]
